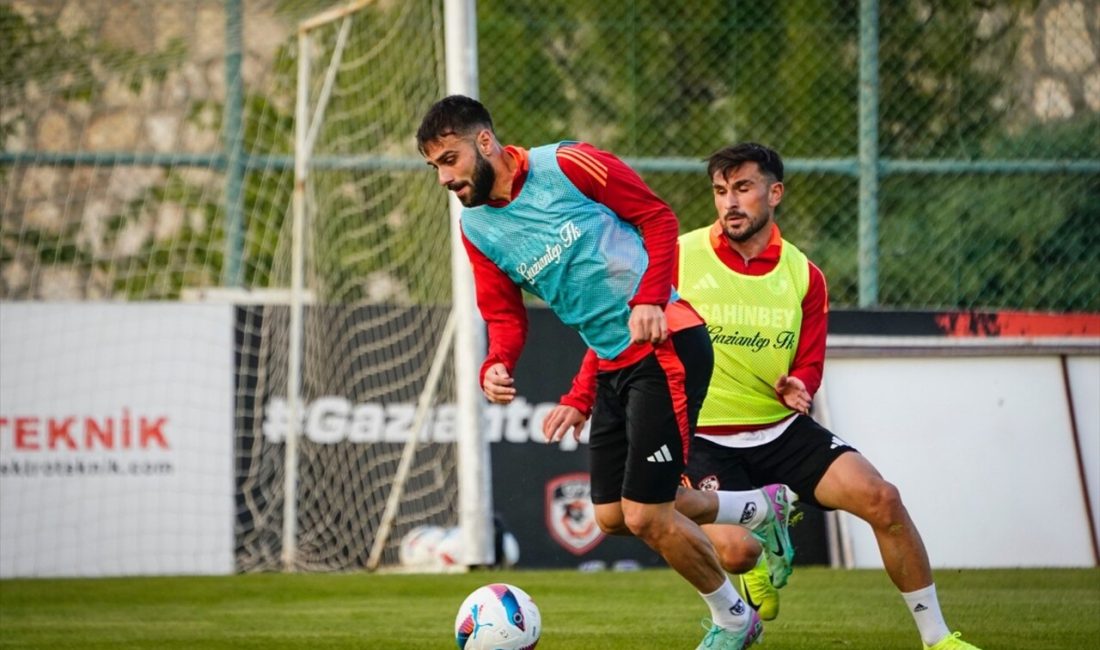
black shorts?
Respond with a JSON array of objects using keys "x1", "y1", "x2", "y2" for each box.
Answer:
[
  {"x1": 589, "y1": 325, "x2": 713, "y2": 505},
  {"x1": 682, "y1": 414, "x2": 858, "y2": 510}
]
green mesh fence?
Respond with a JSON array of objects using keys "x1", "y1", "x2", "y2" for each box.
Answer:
[
  {"x1": 477, "y1": 0, "x2": 1100, "y2": 312},
  {"x1": 2, "y1": 0, "x2": 1098, "y2": 311}
]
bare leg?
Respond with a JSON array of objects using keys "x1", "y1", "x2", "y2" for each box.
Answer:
[
  {"x1": 814, "y1": 451, "x2": 933, "y2": 591},
  {"x1": 674, "y1": 486, "x2": 720, "y2": 524},
  {"x1": 598, "y1": 496, "x2": 762, "y2": 575},
  {"x1": 703, "y1": 524, "x2": 761, "y2": 574},
  {"x1": 615, "y1": 498, "x2": 727, "y2": 593},
  {"x1": 593, "y1": 502, "x2": 630, "y2": 535}
]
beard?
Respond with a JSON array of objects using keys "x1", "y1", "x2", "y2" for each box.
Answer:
[
  {"x1": 722, "y1": 210, "x2": 770, "y2": 243},
  {"x1": 457, "y1": 151, "x2": 496, "y2": 207}
]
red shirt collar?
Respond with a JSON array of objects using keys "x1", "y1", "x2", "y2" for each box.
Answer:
[
  {"x1": 486, "y1": 145, "x2": 529, "y2": 207},
  {"x1": 708, "y1": 221, "x2": 783, "y2": 268}
]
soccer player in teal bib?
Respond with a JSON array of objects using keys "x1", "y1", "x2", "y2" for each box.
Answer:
[{"x1": 418, "y1": 96, "x2": 776, "y2": 649}]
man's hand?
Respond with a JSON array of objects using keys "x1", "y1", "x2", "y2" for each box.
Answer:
[
  {"x1": 628, "y1": 304, "x2": 668, "y2": 344},
  {"x1": 542, "y1": 404, "x2": 588, "y2": 443},
  {"x1": 775, "y1": 374, "x2": 811, "y2": 414},
  {"x1": 482, "y1": 363, "x2": 517, "y2": 404}
]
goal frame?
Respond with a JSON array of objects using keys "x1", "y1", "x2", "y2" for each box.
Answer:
[{"x1": 285, "y1": 0, "x2": 491, "y2": 572}]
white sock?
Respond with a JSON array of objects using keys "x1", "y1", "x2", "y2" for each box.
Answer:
[
  {"x1": 714, "y1": 489, "x2": 768, "y2": 529},
  {"x1": 901, "y1": 584, "x2": 951, "y2": 646},
  {"x1": 700, "y1": 577, "x2": 751, "y2": 630}
]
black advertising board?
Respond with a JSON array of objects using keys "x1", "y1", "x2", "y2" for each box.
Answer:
[{"x1": 232, "y1": 303, "x2": 829, "y2": 571}]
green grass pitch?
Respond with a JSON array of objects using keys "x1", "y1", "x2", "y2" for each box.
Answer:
[{"x1": 2, "y1": 567, "x2": 1098, "y2": 648}]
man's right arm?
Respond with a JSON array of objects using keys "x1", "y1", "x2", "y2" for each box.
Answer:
[{"x1": 461, "y1": 233, "x2": 527, "y2": 387}]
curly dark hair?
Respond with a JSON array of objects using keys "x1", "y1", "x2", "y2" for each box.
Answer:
[{"x1": 416, "y1": 95, "x2": 495, "y2": 154}]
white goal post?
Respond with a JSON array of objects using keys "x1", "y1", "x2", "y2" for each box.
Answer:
[
  {"x1": 243, "y1": 0, "x2": 491, "y2": 572},
  {"x1": 440, "y1": 0, "x2": 496, "y2": 572}
]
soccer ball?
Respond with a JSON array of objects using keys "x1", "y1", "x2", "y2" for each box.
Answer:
[
  {"x1": 399, "y1": 525, "x2": 447, "y2": 569},
  {"x1": 436, "y1": 526, "x2": 463, "y2": 567},
  {"x1": 454, "y1": 583, "x2": 541, "y2": 649}
]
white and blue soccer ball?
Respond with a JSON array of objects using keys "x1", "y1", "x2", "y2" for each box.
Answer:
[{"x1": 454, "y1": 583, "x2": 541, "y2": 649}]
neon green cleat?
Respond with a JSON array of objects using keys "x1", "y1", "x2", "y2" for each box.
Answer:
[
  {"x1": 736, "y1": 554, "x2": 779, "y2": 620},
  {"x1": 695, "y1": 612, "x2": 763, "y2": 650},
  {"x1": 924, "y1": 632, "x2": 983, "y2": 649}
]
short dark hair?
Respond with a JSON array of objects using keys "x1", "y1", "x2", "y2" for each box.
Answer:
[
  {"x1": 705, "y1": 142, "x2": 784, "y2": 183},
  {"x1": 416, "y1": 95, "x2": 495, "y2": 154}
]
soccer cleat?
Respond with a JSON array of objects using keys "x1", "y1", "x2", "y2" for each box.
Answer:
[
  {"x1": 736, "y1": 555, "x2": 779, "y2": 620},
  {"x1": 753, "y1": 484, "x2": 798, "y2": 588},
  {"x1": 923, "y1": 631, "x2": 983, "y2": 649},
  {"x1": 695, "y1": 611, "x2": 764, "y2": 650}
]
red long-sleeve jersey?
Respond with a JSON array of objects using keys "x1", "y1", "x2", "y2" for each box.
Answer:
[
  {"x1": 462, "y1": 143, "x2": 694, "y2": 386},
  {"x1": 560, "y1": 221, "x2": 829, "y2": 426}
]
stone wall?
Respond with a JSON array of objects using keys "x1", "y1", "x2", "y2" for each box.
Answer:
[
  {"x1": 6, "y1": 0, "x2": 292, "y2": 154},
  {"x1": 3, "y1": 0, "x2": 301, "y2": 298},
  {"x1": 1019, "y1": 0, "x2": 1100, "y2": 121}
]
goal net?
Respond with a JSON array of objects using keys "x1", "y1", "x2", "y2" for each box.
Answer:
[{"x1": 235, "y1": 0, "x2": 474, "y2": 573}]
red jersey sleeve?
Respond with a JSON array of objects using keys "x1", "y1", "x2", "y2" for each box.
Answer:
[
  {"x1": 556, "y1": 143, "x2": 678, "y2": 307},
  {"x1": 786, "y1": 260, "x2": 828, "y2": 399},
  {"x1": 672, "y1": 240, "x2": 681, "y2": 288},
  {"x1": 461, "y1": 231, "x2": 528, "y2": 386},
  {"x1": 559, "y1": 348, "x2": 598, "y2": 416}
]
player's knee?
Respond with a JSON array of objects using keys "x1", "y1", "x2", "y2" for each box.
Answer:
[
  {"x1": 706, "y1": 526, "x2": 760, "y2": 573},
  {"x1": 716, "y1": 541, "x2": 758, "y2": 573},
  {"x1": 622, "y1": 506, "x2": 670, "y2": 542},
  {"x1": 594, "y1": 508, "x2": 629, "y2": 536},
  {"x1": 863, "y1": 480, "x2": 906, "y2": 529}
]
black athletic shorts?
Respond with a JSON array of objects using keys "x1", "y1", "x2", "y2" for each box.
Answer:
[
  {"x1": 682, "y1": 414, "x2": 858, "y2": 510},
  {"x1": 589, "y1": 324, "x2": 713, "y2": 505}
]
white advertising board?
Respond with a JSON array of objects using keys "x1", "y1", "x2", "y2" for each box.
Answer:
[
  {"x1": 0, "y1": 303, "x2": 235, "y2": 577},
  {"x1": 824, "y1": 354, "x2": 1099, "y2": 569}
]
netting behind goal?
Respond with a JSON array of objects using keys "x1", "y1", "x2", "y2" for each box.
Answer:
[{"x1": 235, "y1": 0, "x2": 462, "y2": 572}]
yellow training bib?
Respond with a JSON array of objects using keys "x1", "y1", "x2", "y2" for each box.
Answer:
[{"x1": 678, "y1": 227, "x2": 809, "y2": 426}]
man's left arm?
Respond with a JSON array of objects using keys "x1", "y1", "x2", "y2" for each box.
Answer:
[
  {"x1": 543, "y1": 349, "x2": 598, "y2": 443},
  {"x1": 778, "y1": 261, "x2": 828, "y2": 408},
  {"x1": 558, "y1": 143, "x2": 678, "y2": 343},
  {"x1": 557, "y1": 143, "x2": 678, "y2": 308}
]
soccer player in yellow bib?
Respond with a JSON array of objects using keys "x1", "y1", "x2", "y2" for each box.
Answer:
[{"x1": 547, "y1": 143, "x2": 982, "y2": 650}]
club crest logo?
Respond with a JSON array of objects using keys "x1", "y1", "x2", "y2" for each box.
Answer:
[
  {"x1": 545, "y1": 472, "x2": 603, "y2": 555},
  {"x1": 768, "y1": 274, "x2": 790, "y2": 296},
  {"x1": 696, "y1": 474, "x2": 720, "y2": 491}
]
